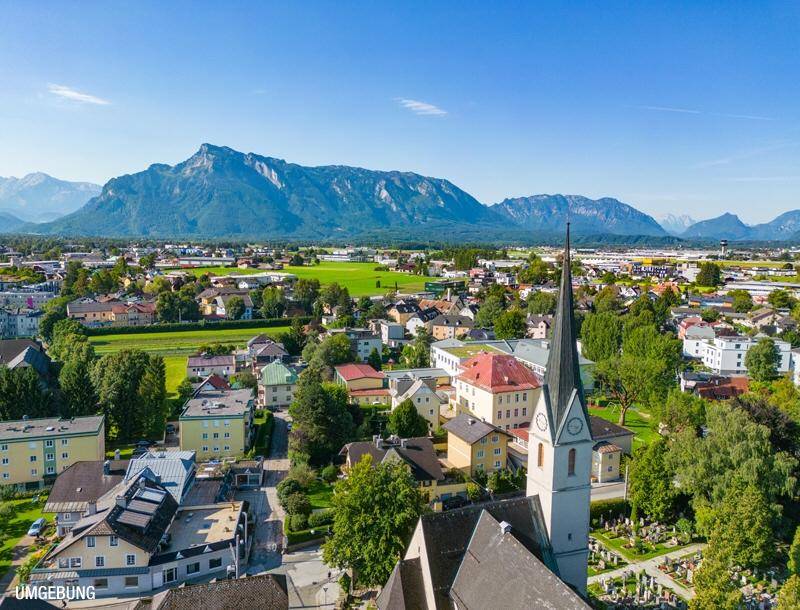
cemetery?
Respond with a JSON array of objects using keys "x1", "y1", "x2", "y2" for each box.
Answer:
[
  {"x1": 588, "y1": 570, "x2": 685, "y2": 609},
  {"x1": 591, "y1": 513, "x2": 695, "y2": 563}
]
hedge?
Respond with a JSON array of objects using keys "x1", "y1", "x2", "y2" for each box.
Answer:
[
  {"x1": 590, "y1": 498, "x2": 630, "y2": 523},
  {"x1": 84, "y1": 316, "x2": 311, "y2": 336}
]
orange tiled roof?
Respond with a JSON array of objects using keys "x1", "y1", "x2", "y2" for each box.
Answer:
[{"x1": 457, "y1": 353, "x2": 541, "y2": 393}]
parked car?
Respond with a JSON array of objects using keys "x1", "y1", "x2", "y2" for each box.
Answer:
[
  {"x1": 165, "y1": 424, "x2": 176, "y2": 434},
  {"x1": 135, "y1": 439, "x2": 155, "y2": 448},
  {"x1": 442, "y1": 496, "x2": 469, "y2": 511},
  {"x1": 27, "y1": 517, "x2": 46, "y2": 537}
]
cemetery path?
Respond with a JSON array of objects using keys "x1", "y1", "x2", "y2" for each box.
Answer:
[{"x1": 588, "y1": 543, "x2": 706, "y2": 600}]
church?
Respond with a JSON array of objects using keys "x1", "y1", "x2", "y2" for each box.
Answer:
[{"x1": 377, "y1": 226, "x2": 593, "y2": 609}]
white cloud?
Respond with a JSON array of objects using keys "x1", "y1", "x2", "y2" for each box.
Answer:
[
  {"x1": 396, "y1": 98, "x2": 447, "y2": 116},
  {"x1": 635, "y1": 105, "x2": 773, "y2": 121},
  {"x1": 47, "y1": 84, "x2": 110, "y2": 106}
]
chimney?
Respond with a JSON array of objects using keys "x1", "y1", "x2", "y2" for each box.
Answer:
[
  {"x1": 499, "y1": 520, "x2": 512, "y2": 535},
  {"x1": 138, "y1": 477, "x2": 146, "y2": 490},
  {"x1": 468, "y1": 418, "x2": 475, "y2": 426},
  {"x1": 400, "y1": 438, "x2": 408, "y2": 449},
  {"x1": 114, "y1": 449, "x2": 121, "y2": 460},
  {"x1": 86, "y1": 501, "x2": 97, "y2": 516},
  {"x1": 103, "y1": 460, "x2": 110, "y2": 475},
  {"x1": 116, "y1": 495, "x2": 127, "y2": 509},
  {"x1": 373, "y1": 435, "x2": 380, "y2": 448}
]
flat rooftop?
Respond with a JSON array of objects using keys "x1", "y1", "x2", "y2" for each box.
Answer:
[
  {"x1": 443, "y1": 344, "x2": 504, "y2": 359},
  {"x1": 181, "y1": 388, "x2": 253, "y2": 418},
  {"x1": 0, "y1": 416, "x2": 103, "y2": 442},
  {"x1": 167, "y1": 502, "x2": 244, "y2": 551}
]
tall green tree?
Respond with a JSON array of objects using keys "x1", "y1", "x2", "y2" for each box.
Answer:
[
  {"x1": 745, "y1": 337, "x2": 781, "y2": 382},
  {"x1": 0, "y1": 367, "x2": 52, "y2": 420},
  {"x1": 138, "y1": 355, "x2": 168, "y2": 437},
  {"x1": 400, "y1": 329, "x2": 433, "y2": 368},
  {"x1": 323, "y1": 456, "x2": 426, "y2": 586},
  {"x1": 690, "y1": 542, "x2": 741, "y2": 610},
  {"x1": 580, "y1": 312, "x2": 622, "y2": 362},
  {"x1": 789, "y1": 527, "x2": 800, "y2": 576},
  {"x1": 628, "y1": 439, "x2": 677, "y2": 522},
  {"x1": 387, "y1": 399, "x2": 429, "y2": 437},
  {"x1": 475, "y1": 294, "x2": 505, "y2": 328},
  {"x1": 526, "y1": 290, "x2": 557, "y2": 315},
  {"x1": 695, "y1": 262, "x2": 722, "y2": 287},
  {"x1": 225, "y1": 296, "x2": 246, "y2": 320},
  {"x1": 594, "y1": 354, "x2": 666, "y2": 425},
  {"x1": 59, "y1": 341, "x2": 98, "y2": 417},
  {"x1": 261, "y1": 286, "x2": 286, "y2": 318},
  {"x1": 293, "y1": 278, "x2": 320, "y2": 314},
  {"x1": 493, "y1": 308, "x2": 526, "y2": 339},
  {"x1": 778, "y1": 575, "x2": 800, "y2": 610}
]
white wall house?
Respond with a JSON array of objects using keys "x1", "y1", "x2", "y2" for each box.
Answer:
[
  {"x1": 682, "y1": 325, "x2": 716, "y2": 358},
  {"x1": 701, "y1": 336, "x2": 791, "y2": 375}
]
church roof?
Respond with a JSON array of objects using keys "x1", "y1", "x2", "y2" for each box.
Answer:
[{"x1": 543, "y1": 224, "x2": 589, "y2": 431}]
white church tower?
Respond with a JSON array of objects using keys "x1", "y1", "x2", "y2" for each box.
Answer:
[{"x1": 526, "y1": 224, "x2": 592, "y2": 595}]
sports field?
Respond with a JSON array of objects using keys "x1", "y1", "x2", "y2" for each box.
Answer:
[
  {"x1": 89, "y1": 324, "x2": 291, "y2": 396},
  {"x1": 174, "y1": 262, "x2": 434, "y2": 296}
]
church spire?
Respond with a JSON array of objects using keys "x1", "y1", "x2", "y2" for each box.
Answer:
[{"x1": 543, "y1": 223, "x2": 587, "y2": 427}]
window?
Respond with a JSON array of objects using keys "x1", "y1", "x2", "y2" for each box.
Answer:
[
  {"x1": 46, "y1": 453, "x2": 54, "y2": 461},
  {"x1": 224, "y1": 432, "x2": 230, "y2": 438},
  {"x1": 522, "y1": 407, "x2": 527, "y2": 416},
  {"x1": 497, "y1": 410, "x2": 502, "y2": 420},
  {"x1": 213, "y1": 420, "x2": 220, "y2": 428},
  {"x1": 213, "y1": 433, "x2": 219, "y2": 439},
  {"x1": 537, "y1": 443, "x2": 544, "y2": 468},
  {"x1": 95, "y1": 556, "x2": 105, "y2": 567},
  {"x1": 186, "y1": 562, "x2": 200, "y2": 575},
  {"x1": 29, "y1": 455, "x2": 37, "y2": 462},
  {"x1": 69, "y1": 557, "x2": 82, "y2": 568},
  {"x1": 62, "y1": 513, "x2": 72, "y2": 521},
  {"x1": 87, "y1": 536, "x2": 95, "y2": 548},
  {"x1": 58, "y1": 558, "x2": 69, "y2": 568},
  {"x1": 505, "y1": 410, "x2": 510, "y2": 418},
  {"x1": 568, "y1": 448, "x2": 576, "y2": 477},
  {"x1": 0, "y1": 444, "x2": 6, "y2": 451},
  {"x1": 30, "y1": 468, "x2": 37, "y2": 476},
  {"x1": 514, "y1": 408, "x2": 518, "y2": 417},
  {"x1": 480, "y1": 437, "x2": 487, "y2": 445},
  {"x1": 61, "y1": 453, "x2": 68, "y2": 460},
  {"x1": 492, "y1": 435, "x2": 498, "y2": 443},
  {"x1": 126, "y1": 554, "x2": 136, "y2": 566},
  {"x1": 163, "y1": 567, "x2": 177, "y2": 583},
  {"x1": 2, "y1": 474, "x2": 7, "y2": 479},
  {"x1": 522, "y1": 393, "x2": 527, "y2": 401},
  {"x1": 45, "y1": 440, "x2": 54, "y2": 448},
  {"x1": 213, "y1": 446, "x2": 219, "y2": 452},
  {"x1": 202, "y1": 433, "x2": 208, "y2": 440},
  {"x1": 202, "y1": 446, "x2": 208, "y2": 452},
  {"x1": 61, "y1": 439, "x2": 68, "y2": 446},
  {"x1": 209, "y1": 557, "x2": 222, "y2": 569},
  {"x1": 124, "y1": 576, "x2": 138, "y2": 588},
  {"x1": 494, "y1": 460, "x2": 501, "y2": 469},
  {"x1": 110, "y1": 535, "x2": 118, "y2": 547},
  {"x1": 203, "y1": 421, "x2": 209, "y2": 428},
  {"x1": 1, "y1": 458, "x2": 7, "y2": 466},
  {"x1": 476, "y1": 450, "x2": 484, "y2": 458},
  {"x1": 46, "y1": 466, "x2": 55, "y2": 475},
  {"x1": 224, "y1": 445, "x2": 230, "y2": 451},
  {"x1": 493, "y1": 448, "x2": 501, "y2": 456},
  {"x1": 94, "y1": 578, "x2": 108, "y2": 589}
]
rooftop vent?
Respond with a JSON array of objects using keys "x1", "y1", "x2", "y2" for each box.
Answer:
[{"x1": 499, "y1": 520, "x2": 512, "y2": 535}]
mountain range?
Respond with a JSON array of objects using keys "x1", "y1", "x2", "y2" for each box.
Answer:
[
  {"x1": 656, "y1": 213, "x2": 696, "y2": 236},
  {"x1": 0, "y1": 173, "x2": 101, "y2": 223},
  {"x1": 4, "y1": 144, "x2": 798, "y2": 243}
]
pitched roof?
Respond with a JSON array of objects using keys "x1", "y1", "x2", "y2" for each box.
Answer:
[
  {"x1": 335, "y1": 363, "x2": 384, "y2": 382},
  {"x1": 449, "y1": 511, "x2": 590, "y2": 609},
  {"x1": 543, "y1": 224, "x2": 589, "y2": 430},
  {"x1": 377, "y1": 558, "x2": 426, "y2": 610},
  {"x1": 147, "y1": 574, "x2": 288, "y2": 610},
  {"x1": 187, "y1": 354, "x2": 236, "y2": 368},
  {"x1": 589, "y1": 415, "x2": 633, "y2": 441},
  {"x1": 443, "y1": 413, "x2": 509, "y2": 445},
  {"x1": 457, "y1": 353, "x2": 541, "y2": 393},
  {"x1": 44, "y1": 460, "x2": 129, "y2": 514},
  {"x1": 125, "y1": 451, "x2": 197, "y2": 502},
  {"x1": 260, "y1": 361, "x2": 298, "y2": 386},
  {"x1": 0, "y1": 339, "x2": 49, "y2": 374},
  {"x1": 429, "y1": 314, "x2": 473, "y2": 328},
  {"x1": 341, "y1": 437, "x2": 444, "y2": 482}
]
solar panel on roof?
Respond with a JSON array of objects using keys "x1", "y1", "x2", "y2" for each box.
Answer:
[
  {"x1": 117, "y1": 510, "x2": 151, "y2": 528},
  {"x1": 135, "y1": 488, "x2": 166, "y2": 503},
  {"x1": 127, "y1": 499, "x2": 159, "y2": 514}
]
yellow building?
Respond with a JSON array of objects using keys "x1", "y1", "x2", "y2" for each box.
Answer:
[
  {"x1": 443, "y1": 413, "x2": 512, "y2": 475},
  {"x1": 0, "y1": 416, "x2": 105, "y2": 490},
  {"x1": 334, "y1": 363, "x2": 390, "y2": 407},
  {"x1": 179, "y1": 387, "x2": 255, "y2": 461}
]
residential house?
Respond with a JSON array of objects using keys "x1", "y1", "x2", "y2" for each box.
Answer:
[
  {"x1": 681, "y1": 321, "x2": 716, "y2": 357},
  {"x1": 124, "y1": 451, "x2": 197, "y2": 503},
  {"x1": 324, "y1": 328, "x2": 381, "y2": 362},
  {"x1": 258, "y1": 361, "x2": 298, "y2": 408},
  {"x1": 339, "y1": 436, "x2": 466, "y2": 509},
  {"x1": 389, "y1": 377, "x2": 443, "y2": 430},
  {"x1": 186, "y1": 354, "x2": 236, "y2": 379},
  {"x1": 592, "y1": 442, "x2": 623, "y2": 483},
  {"x1": 442, "y1": 413, "x2": 512, "y2": 475},
  {"x1": 405, "y1": 307, "x2": 440, "y2": 336},
  {"x1": 701, "y1": 335, "x2": 792, "y2": 375},
  {"x1": 196, "y1": 287, "x2": 253, "y2": 318},
  {"x1": 377, "y1": 319, "x2": 407, "y2": 348},
  {"x1": 376, "y1": 496, "x2": 589, "y2": 610},
  {"x1": 0, "y1": 339, "x2": 50, "y2": 378},
  {"x1": 454, "y1": 352, "x2": 541, "y2": 430},
  {"x1": 245, "y1": 335, "x2": 289, "y2": 368},
  {"x1": 0, "y1": 416, "x2": 105, "y2": 490},
  {"x1": 387, "y1": 301, "x2": 422, "y2": 325},
  {"x1": 44, "y1": 459, "x2": 129, "y2": 536},
  {"x1": 590, "y1": 416, "x2": 634, "y2": 454},
  {"x1": 525, "y1": 314, "x2": 552, "y2": 339},
  {"x1": 334, "y1": 363, "x2": 389, "y2": 407},
  {"x1": 428, "y1": 314, "x2": 473, "y2": 340},
  {"x1": 179, "y1": 387, "x2": 255, "y2": 460},
  {"x1": 0, "y1": 307, "x2": 42, "y2": 338}
]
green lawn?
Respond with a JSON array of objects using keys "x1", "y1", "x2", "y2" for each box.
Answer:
[
  {"x1": 0, "y1": 498, "x2": 50, "y2": 576},
  {"x1": 589, "y1": 404, "x2": 659, "y2": 450},
  {"x1": 172, "y1": 262, "x2": 435, "y2": 297},
  {"x1": 307, "y1": 480, "x2": 334, "y2": 510},
  {"x1": 591, "y1": 529, "x2": 692, "y2": 563}
]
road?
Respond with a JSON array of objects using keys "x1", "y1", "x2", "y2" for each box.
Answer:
[
  {"x1": 590, "y1": 481, "x2": 626, "y2": 501},
  {"x1": 588, "y1": 543, "x2": 706, "y2": 600}
]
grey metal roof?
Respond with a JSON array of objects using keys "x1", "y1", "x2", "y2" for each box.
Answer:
[
  {"x1": 442, "y1": 413, "x2": 508, "y2": 445},
  {"x1": 125, "y1": 451, "x2": 196, "y2": 502}
]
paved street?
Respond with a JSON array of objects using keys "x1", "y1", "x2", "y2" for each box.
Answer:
[
  {"x1": 588, "y1": 542, "x2": 706, "y2": 600},
  {"x1": 590, "y1": 480, "x2": 626, "y2": 501}
]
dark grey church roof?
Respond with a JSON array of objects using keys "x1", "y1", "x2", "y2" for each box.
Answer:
[
  {"x1": 543, "y1": 224, "x2": 589, "y2": 432},
  {"x1": 377, "y1": 558, "x2": 426, "y2": 610}
]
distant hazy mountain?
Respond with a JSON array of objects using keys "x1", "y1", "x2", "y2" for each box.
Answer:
[
  {"x1": 492, "y1": 194, "x2": 667, "y2": 237},
  {"x1": 681, "y1": 210, "x2": 800, "y2": 241},
  {"x1": 0, "y1": 211, "x2": 25, "y2": 233},
  {"x1": 656, "y1": 213, "x2": 695, "y2": 235},
  {"x1": 749, "y1": 210, "x2": 800, "y2": 241},
  {"x1": 0, "y1": 173, "x2": 101, "y2": 222}
]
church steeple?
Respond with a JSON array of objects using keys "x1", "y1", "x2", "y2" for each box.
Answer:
[{"x1": 543, "y1": 223, "x2": 587, "y2": 428}]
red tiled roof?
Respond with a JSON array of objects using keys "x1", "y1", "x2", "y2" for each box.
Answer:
[
  {"x1": 335, "y1": 363, "x2": 385, "y2": 382},
  {"x1": 349, "y1": 388, "x2": 390, "y2": 397},
  {"x1": 457, "y1": 353, "x2": 541, "y2": 393},
  {"x1": 508, "y1": 427, "x2": 529, "y2": 442}
]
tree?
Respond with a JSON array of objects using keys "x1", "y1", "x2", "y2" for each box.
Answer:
[
  {"x1": 729, "y1": 289, "x2": 753, "y2": 313},
  {"x1": 278, "y1": 318, "x2": 306, "y2": 356},
  {"x1": 261, "y1": 286, "x2": 286, "y2": 318},
  {"x1": 745, "y1": 337, "x2": 781, "y2": 382},
  {"x1": 594, "y1": 354, "x2": 666, "y2": 425},
  {"x1": 323, "y1": 456, "x2": 426, "y2": 587},
  {"x1": 387, "y1": 399, "x2": 429, "y2": 438},
  {"x1": 367, "y1": 348, "x2": 382, "y2": 371},
  {"x1": 293, "y1": 279, "x2": 320, "y2": 314},
  {"x1": 400, "y1": 329, "x2": 433, "y2": 368},
  {"x1": 138, "y1": 355, "x2": 168, "y2": 437},
  {"x1": 59, "y1": 342, "x2": 98, "y2": 417},
  {"x1": 788, "y1": 526, "x2": 800, "y2": 576},
  {"x1": 690, "y1": 543, "x2": 741, "y2": 610},
  {"x1": 729, "y1": 394, "x2": 798, "y2": 454},
  {"x1": 176, "y1": 377, "x2": 195, "y2": 404},
  {"x1": 475, "y1": 294, "x2": 504, "y2": 328},
  {"x1": 778, "y1": 575, "x2": 800, "y2": 610},
  {"x1": 580, "y1": 312, "x2": 622, "y2": 362},
  {"x1": 493, "y1": 308, "x2": 526, "y2": 339},
  {"x1": 593, "y1": 286, "x2": 621, "y2": 313},
  {"x1": 695, "y1": 262, "x2": 722, "y2": 287},
  {"x1": 700, "y1": 307, "x2": 719, "y2": 322},
  {"x1": 628, "y1": 439, "x2": 677, "y2": 522},
  {"x1": 312, "y1": 334, "x2": 354, "y2": 368},
  {"x1": 38, "y1": 296, "x2": 70, "y2": 342},
  {"x1": 768, "y1": 288, "x2": 797, "y2": 310},
  {"x1": 655, "y1": 389, "x2": 707, "y2": 434},
  {"x1": 288, "y1": 367, "x2": 355, "y2": 465},
  {"x1": 225, "y1": 296, "x2": 246, "y2": 320},
  {"x1": 138, "y1": 253, "x2": 157, "y2": 269},
  {"x1": 0, "y1": 367, "x2": 52, "y2": 420},
  {"x1": 526, "y1": 291, "x2": 557, "y2": 315}
]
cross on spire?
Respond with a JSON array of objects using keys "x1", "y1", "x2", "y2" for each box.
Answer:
[{"x1": 543, "y1": 223, "x2": 587, "y2": 428}]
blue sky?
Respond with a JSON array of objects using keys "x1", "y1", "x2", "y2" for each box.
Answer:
[{"x1": 1, "y1": 1, "x2": 798, "y2": 223}]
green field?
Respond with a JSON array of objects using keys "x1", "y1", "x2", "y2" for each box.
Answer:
[
  {"x1": 174, "y1": 262, "x2": 435, "y2": 296},
  {"x1": 89, "y1": 324, "x2": 290, "y2": 397},
  {"x1": 589, "y1": 405, "x2": 658, "y2": 450},
  {"x1": 0, "y1": 498, "x2": 49, "y2": 576}
]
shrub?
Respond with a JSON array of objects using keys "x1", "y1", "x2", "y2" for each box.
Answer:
[
  {"x1": 590, "y1": 498, "x2": 630, "y2": 523},
  {"x1": 308, "y1": 509, "x2": 334, "y2": 528},
  {"x1": 277, "y1": 478, "x2": 304, "y2": 508},
  {"x1": 288, "y1": 463, "x2": 317, "y2": 488},
  {"x1": 289, "y1": 513, "x2": 308, "y2": 532},
  {"x1": 320, "y1": 464, "x2": 338, "y2": 483},
  {"x1": 285, "y1": 492, "x2": 312, "y2": 516},
  {"x1": 466, "y1": 482, "x2": 482, "y2": 502}
]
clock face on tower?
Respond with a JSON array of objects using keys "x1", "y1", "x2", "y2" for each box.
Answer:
[
  {"x1": 535, "y1": 413, "x2": 548, "y2": 431},
  {"x1": 567, "y1": 417, "x2": 583, "y2": 435}
]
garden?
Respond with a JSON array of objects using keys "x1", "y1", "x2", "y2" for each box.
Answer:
[{"x1": 277, "y1": 463, "x2": 337, "y2": 546}]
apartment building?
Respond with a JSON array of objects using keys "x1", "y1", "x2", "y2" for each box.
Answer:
[
  {"x1": 0, "y1": 416, "x2": 105, "y2": 490},
  {"x1": 258, "y1": 360, "x2": 298, "y2": 408},
  {"x1": 442, "y1": 413, "x2": 511, "y2": 475},
  {"x1": 701, "y1": 335, "x2": 791, "y2": 375},
  {"x1": 179, "y1": 387, "x2": 255, "y2": 460}
]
